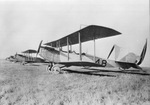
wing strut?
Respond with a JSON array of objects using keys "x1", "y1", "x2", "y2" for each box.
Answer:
[
  {"x1": 70, "y1": 45, "x2": 72, "y2": 52},
  {"x1": 107, "y1": 45, "x2": 115, "y2": 59},
  {"x1": 94, "y1": 38, "x2": 96, "y2": 62},
  {"x1": 67, "y1": 37, "x2": 69, "y2": 61},
  {"x1": 78, "y1": 32, "x2": 82, "y2": 61},
  {"x1": 58, "y1": 40, "x2": 60, "y2": 51}
]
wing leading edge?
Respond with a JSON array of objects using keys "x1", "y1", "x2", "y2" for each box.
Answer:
[{"x1": 44, "y1": 25, "x2": 121, "y2": 47}]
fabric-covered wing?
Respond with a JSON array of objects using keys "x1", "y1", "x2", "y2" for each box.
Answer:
[
  {"x1": 22, "y1": 49, "x2": 37, "y2": 53},
  {"x1": 58, "y1": 61, "x2": 105, "y2": 67},
  {"x1": 44, "y1": 25, "x2": 121, "y2": 47}
]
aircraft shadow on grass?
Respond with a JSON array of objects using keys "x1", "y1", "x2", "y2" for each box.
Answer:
[
  {"x1": 82, "y1": 68, "x2": 150, "y2": 76},
  {"x1": 63, "y1": 68, "x2": 150, "y2": 77},
  {"x1": 63, "y1": 69, "x2": 116, "y2": 77}
]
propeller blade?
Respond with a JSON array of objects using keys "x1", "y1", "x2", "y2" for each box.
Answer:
[{"x1": 36, "y1": 40, "x2": 43, "y2": 57}]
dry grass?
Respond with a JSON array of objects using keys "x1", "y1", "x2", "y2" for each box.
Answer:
[{"x1": 0, "y1": 60, "x2": 150, "y2": 105}]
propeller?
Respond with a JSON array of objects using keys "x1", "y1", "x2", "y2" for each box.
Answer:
[{"x1": 36, "y1": 40, "x2": 43, "y2": 57}]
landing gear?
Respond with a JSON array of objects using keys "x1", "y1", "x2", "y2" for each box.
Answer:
[
  {"x1": 51, "y1": 65, "x2": 61, "y2": 74},
  {"x1": 47, "y1": 63, "x2": 53, "y2": 71},
  {"x1": 47, "y1": 63, "x2": 62, "y2": 74}
]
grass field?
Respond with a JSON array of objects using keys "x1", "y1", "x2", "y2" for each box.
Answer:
[{"x1": 0, "y1": 60, "x2": 150, "y2": 105}]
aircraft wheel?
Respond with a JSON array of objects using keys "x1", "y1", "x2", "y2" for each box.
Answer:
[
  {"x1": 51, "y1": 66, "x2": 61, "y2": 74},
  {"x1": 22, "y1": 62, "x2": 26, "y2": 65},
  {"x1": 47, "y1": 65, "x2": 51, "y2": 71}
]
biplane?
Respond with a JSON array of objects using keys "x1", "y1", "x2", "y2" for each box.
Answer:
[
  {"x1": 6, "y1": 55, "x2": 16, "y2": 62},
  {"x1": 7, "y1": 49, "x2": 47, "y2": 64},
  {"x1": 36, "y1": 25, "x2": 147, "y2": 73}
]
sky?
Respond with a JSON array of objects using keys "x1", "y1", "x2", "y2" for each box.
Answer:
[{"x1": 0, "y1": 0, "x2": 149, "y2": 67}]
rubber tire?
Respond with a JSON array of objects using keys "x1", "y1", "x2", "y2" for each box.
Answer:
[{"x1": 51, "y1": 66, "x2": 61, "y2": 74}]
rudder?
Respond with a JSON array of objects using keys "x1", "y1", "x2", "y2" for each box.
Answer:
[{"x1": 137, "y1": 39, "x2": 147, "y2": 65}]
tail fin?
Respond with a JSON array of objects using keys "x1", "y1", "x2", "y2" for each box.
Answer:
[{"x1": 137, "y1": 39, "x2": 147, "y2": 65}]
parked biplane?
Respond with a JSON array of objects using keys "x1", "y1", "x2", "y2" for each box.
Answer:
[
  {"x1": 36, "y1": 25, "x2": 147, "y2": 73},
  {"x1": 6, "y1": 55, "x2": 16, "y2": 62},
  {"x1": 7, "y1": 49, "x2": 47, "y2": 65}
]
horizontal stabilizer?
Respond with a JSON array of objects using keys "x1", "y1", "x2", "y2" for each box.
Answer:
[{"x1": 116, "y1": 61, "x2": 142, "y2": 70}]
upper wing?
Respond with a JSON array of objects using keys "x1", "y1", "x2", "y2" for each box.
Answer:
[
  {"x1": 22, "y1": 49, "x2": 37, "y2": 54},
  {"x1": 44, "y1": 25, "x2": 121, "y2": 47}
]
